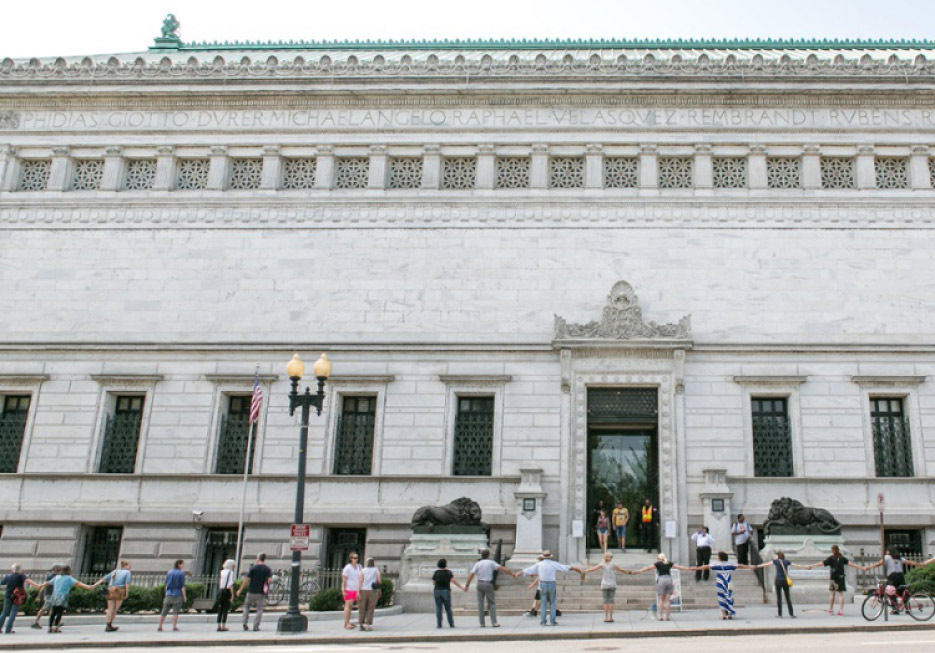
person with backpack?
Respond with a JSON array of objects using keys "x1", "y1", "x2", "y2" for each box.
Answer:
[{"x1": 0, "y1": 564, "x2": 41, "y2": 634}]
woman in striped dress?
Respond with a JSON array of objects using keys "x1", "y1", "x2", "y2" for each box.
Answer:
[{"x1": 696, "y1": 551, "x2": 756, "y2": 620}]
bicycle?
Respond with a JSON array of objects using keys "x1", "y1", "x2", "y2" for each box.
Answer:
[
  {"x1": 265, "y1": 571, "x2": 320, "y2": 607},
  {"x1": 861, "y1": 581, "x2": 935, "y2": 621}
]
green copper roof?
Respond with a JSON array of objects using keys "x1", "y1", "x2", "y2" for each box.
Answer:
[{"x1": 150, "y1": 36, "x2": 935, "y2": 53}]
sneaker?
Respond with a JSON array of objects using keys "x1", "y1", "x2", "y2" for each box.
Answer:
[
  {"x1": 31, "y1": 624, "x2": 42, "y2": 630},
  {"x1": 242, "y1": 624, "x2": 249, "y2": 631},
  {"x1": 492, "y1": 623, "x2": 500, "y2": 628},
  {"x1": 253, "y1": 626, "x2": 260, "y2": 632}
]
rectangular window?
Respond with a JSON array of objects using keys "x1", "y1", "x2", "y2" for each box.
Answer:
[
  {"x1": 0, "y1": 395, "x2": 30, "y2": 473},
  {"x1": 333, "y1": 396, "x2": 375, "y2": 475},
  {"x1": 871, "y1": 397, "x2": 913, "y2": 477},
  {"x1": 82, "y1": 526, "x2": 123, "y2": 575},
  {"x1": 884, "y1": 529, "x2": 923, "y2": 557},
  {"x1": 214, "y1": 395, "x2": 257, "y2": 475},
  {"x1": 751, "y1": 397, "x2": 793, "y2": 477},
  {"x1": 202, "y1": 528, "x2": 239, "y2": 595},
  {"x1": 98, "y1": 395, "x2": 144, "y2": 473},
  {"x1": 453, "y1": 396, "x2": 494, "y2": 476}
]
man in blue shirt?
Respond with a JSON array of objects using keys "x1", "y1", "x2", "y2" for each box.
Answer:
[{"x1": 157, "y1": 560, "x2": 187, "y2": 632}]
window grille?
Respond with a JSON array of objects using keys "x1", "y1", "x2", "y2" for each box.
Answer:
[
  {"x1": 871, "y1": 397, "x2": 913, "y2": 477},
  {"x1": 203, "y1": 529, "x2": 239, "y2": 593},
  {"x1": 453, "y1": 397, "x2": 494, "y2": 476},
  {"x1": 441, "y1": 157, "x2": 476, "y2": 189},
  {"x1": 874, "y1": 158, "x2": 909, "y2": 189},
  {"x1": 587, "y1": 388, "x2": 658, "y2": 423},
  {"x1": 123, "y1": 159, "x2": 156, "y2": 190},
  {"x1": 0, "y1": 395, "x2": 30, "y2": 473},
  {"x1": 657, "y1": 157, "x2": 693, "y2": 189},
  {"x1": 281, "y1": 158, "x2": 317, "y2": 189},
  {"x1": 820, "y1": 157, "x2": 856, "y2": 189},
  {"x1": 766, "y1": 157, "x2": 802, "y2": 189},
  {"x1": 228, "y1": 158, "x2": 263, "y2": 190},
  {"x1": 751, "y1": 397, "x2": 793, "y2": 477},
  {"x1": 214, "y1": 395, "x2": 257, "y2": 475},
  {"x1": 175, "y1": 159, "x2": 210, "y2": 190},
  {"x1": 603, "y1": 157, "x2": 639, "y2": 188},
  {"x1": 387, "y1": 157, "x2": 423, "y2": 189},
  {"x1": 712, "y1": 156, "x2": 747, "y2": 188},
  {"x1": 82, "y1": 526, "x2": 123, "y2": 575},
  {"x1": 333, "y1": 396, "x2": 375, "y2": 475},
  {"x1": 18, "y1": 160, "x2": 51, "y2": 191},
  {"x1": 549, "y1": 156, "x2": 585, "y2": 188},
  {"x1": 98, "y1": 395, "x2": 144, "y2": 474},
  {"x1": 70, "y1": 160, "x2": 104, "y2": 190},
  {"x1": 334, "y1": 157, "x2": 370, "y2": 189},
  {"x1": 495, "y1": 157, "x2": 530, "y2": 189},
  {"x1": 929, "y1": 158, "x2": 935, "y2": 188}
]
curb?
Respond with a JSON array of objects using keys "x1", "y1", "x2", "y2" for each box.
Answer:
[{"x1": 0, "y1": 621, "x2": 929, "y2": 649}]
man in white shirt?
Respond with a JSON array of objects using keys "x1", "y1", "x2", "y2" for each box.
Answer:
[
  {"x1": 731, "y1": 514, "x2": 753, "y2": 565},
  {"x1": 521, "y1": 551, "x2": 583, "y2": 626},
  {"x1": 691, "y1": 526, "x2": 714, "y2": 581},
  {"x1": 464, "y1": 549, "x2": 515, "y2": 627}
]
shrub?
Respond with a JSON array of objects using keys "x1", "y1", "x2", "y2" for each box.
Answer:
[
  {"x1": 308, "y1": 587, "x2": 343, "y2": 612},
  {"x1": 22, "y1": 582, "x2": 205, "y2": 615},
  {"x1": 377, "y1": 577, "x2": 394, "y2": 607},
  {"x1": 907, "y1": 563, "x2": 935, "y2": 594}
]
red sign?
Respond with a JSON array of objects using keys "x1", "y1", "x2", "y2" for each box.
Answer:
[{"x1": 290, "y1": 524, "x2": 310, "y2": 552}]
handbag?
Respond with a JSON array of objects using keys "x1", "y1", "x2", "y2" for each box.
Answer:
[
  {"x1": 786, "y1": 574, "x2": 793, "y2": 588},
  {"x1": 107, "y1": 586, "x2": 127, "y2": 601},
  {"x1": 11, "y1": 587, "x2": 26, "y2": 606}
]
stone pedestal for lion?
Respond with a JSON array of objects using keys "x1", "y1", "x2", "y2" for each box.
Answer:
[
  {"x1": 397, "y1": 497, "x2": 488, "y2": 613},
  {"x1": 760, "y1": 497, "x2": 852, "y2": 606}
]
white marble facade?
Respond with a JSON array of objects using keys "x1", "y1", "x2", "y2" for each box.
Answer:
[{"x1": 0, "y1": 35, "x2": 934, "y2": 572}]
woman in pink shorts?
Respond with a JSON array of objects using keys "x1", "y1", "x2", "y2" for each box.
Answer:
[{"x1": 341, "y1": 553, "x2": 362, "y2": 630}]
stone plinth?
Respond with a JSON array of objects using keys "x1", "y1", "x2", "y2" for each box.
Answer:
[
  {"x1": 508, "y1": 467, "x2": 546, "y2": 568},
  {"x1": 396, "y1": 533, "x2": 488, "y2": 612},
  {"x1": 761, "y1": 535, "x2": 852, "y2": 605}
]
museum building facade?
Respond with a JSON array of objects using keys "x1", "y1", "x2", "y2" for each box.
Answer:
[{"x1": 1, "y1": 26, "x2": 934, "y2": 575}]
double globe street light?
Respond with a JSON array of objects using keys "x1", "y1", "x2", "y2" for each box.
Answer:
[{"x1": 277, "y1": 352, "x2": 332, "y2": 634}]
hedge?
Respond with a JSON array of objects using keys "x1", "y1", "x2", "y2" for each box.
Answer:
[
  {"x1": 907, "y1": 563, "x2": 935, "y2": 594},
  {"x1": 21, "y1": 583, "x2": 206, "y2": 616},
  {"x1": 307, "y1": 578, "x2": 394, "y2": 612}
]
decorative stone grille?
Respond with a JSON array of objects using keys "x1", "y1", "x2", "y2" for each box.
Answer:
[
  {"x1": 98, "y1": 409, "x2": 143, "y2": 473},
  {"x1": 0, "y1": 396, "x2": 29, "y2": 473},
  {"x1": 874, "y1": 157, "x2": 909, "y2": 189},
  {"x1": 930, "y1": 158, "x2": 935, "y2": 188},
  {"x1": 820, "y1": 157, "x2": 856, "y2": 189},
  {"x1": 441, "y1": 157, "x2": 476, "y2": 189},
  {"x1": 712, "y1": 156, "x2": 747, "y2": 188},
  {"x1": 495, "y1": 156, "x2": 531, "y2": 189},
  {"x1": 175, "y1": 158, "x2": 210, "y2": 190},
  {"x1": 452, "y1": 397, "x2": 494, "y2": 476},
  {"x1": 587, "y1": 388, "x2": 658, "y2": 422},
  {"x1": 766, "y1": 157, "x2": 802, "y2": 189},
  {"x1": 751, "y1": 398, "x2": 793, "y2": 477},
  {"x1": 17, "y1": 160, "x2": 51, "y2": 191},
  {"x1": 387, "y1": 157, "x2": 424, "y2": 189},
  {"x1": 603, "y1": 157, "x2": 639, "y2": 188},
  {"x1": 281, "y1": 157, "x2": 317, "y2": 189},
  {"x1": 123, "y1": 159, "x2": 156, "y2": 190},
  {"x1": 228, "y1": 158, "x2": 263, "y2": 190},
  {"x1": 657, "y1": 156, "x2": 693, "y2": 189},
  {"x1": 214, "y1": 414, "x2": 257, "y2": 475},
  {"x1": 549, "y1": 156, "x2": 585, "y2": 188},
  {"x1": 70, "y1": 159, "x2": 104, "y2": 190},
  {"x1": 334, "y1": 157, "x2": 370, "y2": 189}
]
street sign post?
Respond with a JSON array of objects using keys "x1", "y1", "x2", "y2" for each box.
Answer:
[
  {"x1": 877, "y1": 493, "x2": 885, "y2": 556},
  {"x1": 290, "y1": 524, "x2": 310, "y2": 552}
]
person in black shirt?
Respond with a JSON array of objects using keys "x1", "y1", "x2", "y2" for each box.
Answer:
[
  {"x1": 236, "y1": 553, "x2": 272, "y2": 632},
  {"x1": 431, "y1": 558, "x2": 465, "y2": 628},
  {"x1": 1, "y1": 564, "x2": 41, "y2": 634},
  {"x1": 809, "y1": 544, "x2": 861, "y2": 616}
]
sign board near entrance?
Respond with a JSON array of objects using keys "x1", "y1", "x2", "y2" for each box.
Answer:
[{"x1": 290, "y1": 524, "x2": 310, "y2": 552}]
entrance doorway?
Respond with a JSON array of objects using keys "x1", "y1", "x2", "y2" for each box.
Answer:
[
  {"x1": 325, "y1": 528, "x2": 366, "y2": 570},
  {"x1": 586, "y1": 387, "x2": 659, "y2": 551}
]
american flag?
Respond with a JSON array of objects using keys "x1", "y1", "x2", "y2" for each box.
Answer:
[{"x1": 249, "y1": 371, "x2": 263, "y2": 425}]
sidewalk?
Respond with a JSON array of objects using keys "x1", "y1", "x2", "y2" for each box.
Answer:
[{"x1": 0, "y1": 604, "x2": 930, "y2": 650}]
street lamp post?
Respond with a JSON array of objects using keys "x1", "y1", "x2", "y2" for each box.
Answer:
[{"x1": 277, "y1": 352, "x2": 332, "y2": 634}]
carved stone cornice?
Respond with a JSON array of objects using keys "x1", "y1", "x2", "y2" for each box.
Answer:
[
  {"x1": 203, "y1": 373, "x2": 279, "y2": 384},
  {"x1": 851, "y1": 375, "x2": 926, "y2": 386},
  {"x1": 554, "y1": 280, "x2": 691, "y2": 345},
  {"x1": 733, "y1": 375, "x2": 807, "y2": 386}
]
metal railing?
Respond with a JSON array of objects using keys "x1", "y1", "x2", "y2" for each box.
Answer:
[{"x1": 854, "y1": 551, "x2": 926, "y2": 590}]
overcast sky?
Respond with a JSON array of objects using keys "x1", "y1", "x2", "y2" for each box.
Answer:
[{"x1": 3, "y1": 0, "x2": 934, "y2": 58}]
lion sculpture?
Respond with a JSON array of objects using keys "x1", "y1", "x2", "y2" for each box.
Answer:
[
  {"x1": 411, "y1": 497, "x2": 485, "y2": 533},
  {"x1": 763, "y1": 497, "x2": 841, "y2": 536}
]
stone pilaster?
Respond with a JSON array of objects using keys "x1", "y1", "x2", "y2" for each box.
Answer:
[
  {"x1": 422, "y1": 144, "x2": 441, "y2": 189},
  {"x1": 476, "y1": 144, "x2": 495, "y2": 189},
  {"x1": 100, "y1": 147, "x2": 124, "y2": 191},
  {"x1": 698, "y1": 469, "x2": 733, "y2": 551},
  {"x1": 48, "y1": 147, "x2": 71, "y2": 191},
  {"x1": 260, "y1": 145, "x2": 281, "y2": 190},
  {"x1": 530, "y1": 143, "x2": 549, "y2": 189},
  {"x1": 584, "y1": 144, "x2": 603, "y2": 188},
  {"x1": 748, "y1": 145, "x2": 768, "y2": 189},
  {"x1": 368, "y1": 145, "x2": 387, "y2": 189},
  {"x1": 153, "y1": 146, "x2": 175, "y2": 191},
  {"x1": 693, "y1": 144, "x2": 713, "y2": 188},
  {"x1": 639, "y1": 144, "x2": 658, "y2": 189},
  {"x1": 856, "y1": 145, "x2": 876, "y2": 189},
  {"x1": 314, "y1": 146, "x2": 334, "y2": 189},
  {"x1": 910, "y1": 146, "x2": 932, "y2": 189},
  {"x1": 0, "y1": 146, "x2": 19, "y2": 191},
  {"x1": 802, "y1": 145, "x2": 822, "y2": 189},
  {"x1": 207, "y1": 146, "x2": 229, "y2": 190}
]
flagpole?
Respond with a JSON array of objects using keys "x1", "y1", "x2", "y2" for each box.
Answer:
[{"x1": 234, "y1": 366, "x2": 260, "y2": 576}]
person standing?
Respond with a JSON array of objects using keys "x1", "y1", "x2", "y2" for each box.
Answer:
[
  {"x1": 612, "y1": 503, "x2": 629, "y2": 552},
  {"x1": 157, "y1": 560, "x2": 187, "y2": 632},
  {"x1": 629, "y1": 553, "x2": 693, "y2": 621},
  {"x1": 237, "y1": 553, "x2": 272, "y2": 632},
  {"x1": 431, "y1": 558, "x2": 465, "y2": 629},
  {"x1": 584, "y1": 552, "x2": 628, "y2": 623},
  {"x1": 357, "y1": 557, "x2": 381, "y2": 631},
  {"x1": 339, "y1": 552, "x2": 362, "y2": 630},
  {"x1": 520, "y1": 550, "x2": 583, "y2": 626},
  {"x1": 808, "y1": 545, "x2": 861, "y2": 616},
  {"x1": 101, "y1": 560, "x2": 131, "y2": 632},
  {"x1": 595, "y1": 510, "x2": 611, "y2": 555},
  {"x1": 640, "y1": 499, "x2": 657, "y2": 552},
  {"x1": 692, "y1": 527, "x2": 714, "y2": 581},
  {"x1": 0, "y1": 564, "x2": 41, "y2": 634},
  {"x1": 696, "y1": 551, "x2": 756, "y2": 620},
  {"x1": 756, "y1": 551, "x2": 807, "y2": 618},
  {"x1": 731, "y1": 514, "x2": 754, "y2": 565},
  {"x1": 215, "y1": 559, "x2": 235, "y2": 631},
  {"x1": 41, "y1": 565, "x2": 100, "y2": 633},
  {"x1": 31, "y1": 564, "x2": 61, "y2": 630},
  {"x1": 464, "y1": 548, "x2": 516, "y2": 628}
]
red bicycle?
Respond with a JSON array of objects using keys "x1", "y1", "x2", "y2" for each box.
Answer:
[{"x1": 861, "y1": 581, "x2": 935, "y2": 621}]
